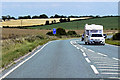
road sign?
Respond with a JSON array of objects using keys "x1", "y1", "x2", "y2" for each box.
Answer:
[{"x1": 53, "y1": 28, "x2": 56, "y2": 34}]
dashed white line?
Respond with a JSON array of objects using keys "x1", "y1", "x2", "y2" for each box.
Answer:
[
  {"x1": 76, "y1": 47, "x2": 79, "y2": 49},
  {"x1": 85, "y1": 58, "x2": 91, "y2": 63},
  {"x1": 0, "y1": 41, "x2": 52, "y2": 80},
  {"x1": 83, "y1": 52, "x2": 87, "y2": 57},
  {"x1": 90, "y1": 65, "x2": 99, "y2": 74},
  {"x1": 80, "y1": 49, "x2": 84, "y2": 53}
]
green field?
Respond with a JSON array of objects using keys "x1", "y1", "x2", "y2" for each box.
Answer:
[{"x1": 26, "y1": 17, "x2": 118, "y2": 30}]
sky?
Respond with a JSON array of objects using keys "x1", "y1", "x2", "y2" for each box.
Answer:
[{"x1": 1, "y1": 2, "x2": 119, "y2": 18}]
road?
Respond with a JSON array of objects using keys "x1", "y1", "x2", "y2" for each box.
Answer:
[{"x1": 1, "y1": 39, "x2": 119, "y2": 79}]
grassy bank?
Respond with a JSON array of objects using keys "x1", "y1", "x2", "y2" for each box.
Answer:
[
  {"x1": 26, "y1": 17, "x2": 118, "y2": 30},
  {"x1": 106, "y1": 39, "x2": 120, "y2": 46}
]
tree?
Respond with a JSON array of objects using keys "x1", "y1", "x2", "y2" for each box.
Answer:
[
  {"x1": 67, "y1": 18, "x2": 70, "y2": 22},
  {"x1": 56, "y1": 28, "x2": 66, "y2": 35},
  {"x1": 67, "y1": 31, "x2": 77, "y2": 35},
  {"x1": 2, "y1": 16, "x2": 7, "y2": 21},
  {"x1": 32, "y1": 15, "x2": 39, "y2": 19},
  {"x1": 45, "y1": 20, "x2": 49, "y2": 25},
  {"x1": 59, "y1": 18, "x2": 63, "y2": 22},
  {"x1": 39, "y1": 14, "x2": 48, "y2": 18},
  {"x1": 112, "y1": 33, "x2": 120, "y2": 40},
  {"x1": 54, "y1": 14, "x2": 60, "y2": 18},
  {"x1": 7, "y1": 15, "x2": 11, "y2": 20}
]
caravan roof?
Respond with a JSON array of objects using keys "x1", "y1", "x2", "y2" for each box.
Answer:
[{"x1": 85, "y1": 24, "x2": 103, "y2": 30}]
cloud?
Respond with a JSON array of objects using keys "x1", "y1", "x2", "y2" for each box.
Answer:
[{"x1": 1, "y1": 0, "x2": 120, "y2": 2}]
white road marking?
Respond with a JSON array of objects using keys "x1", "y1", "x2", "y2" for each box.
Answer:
[
  {"x1": 109, "y1": 77, "x2": 120, "y2": 79},
  {"x1": 96, "y1": 64, "x2": 119, "y2": 67},
  {"x1": 88, "y1": 49, "x2": 94, "y2": 52},
  {"x1": 106, "y1": 43, "x2": 119, "y2": 47},
  {"x1": 97, "y1": 67, "x2": 119, "y2": 69},
  {"x1": 90, "y1": 65, "x2": 99, "y2": 74},
  {"x1": 101, "y1": 72, "x2": 120, "y2": 75},
  {"x1": 99, "y1": 69, "x2": 120, "y2": 71},
  {"x1": 83, "y1": 52, "x2": 87, "y2": 57},
  {"x1": 0, "y1": 41, "x2": 52, "y2": 80},
  {"x1": 85, "y1": 58, "x2": 91, "y2": 63},
  {"x1": 76, "y1": 47, "x2": 79, "y2": 49},
  {"x1": 83, "y1": 47, "x2": 86, "y2": 49},
  {"x1": 112, "y1": 57, "x2": 120, "y2": 61},
  {"x1": 80, "y1": 49, "x2": 84, "y2": 53},
  {"x1": 97, "y1": 53, "x2": 107, "y2": 57}
]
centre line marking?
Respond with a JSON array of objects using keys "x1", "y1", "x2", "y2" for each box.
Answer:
[
  {"x1": 85, "y1": 58, "x2": 91, "y2": 63},
  {"x1": 76, "y1": 47, "x2": 79, "y2": 49},
  {"x1": 83, "y1": 52, "x2": 87, "y2": 57},
  {"x1": 90, "y1": 65, "x2": 99, "y2": 75},
  {"x1": 80, "y1": 49, "x2": 84, "y2": 53},
  {"x1": 0, "y1": 41, "x2": 52, "y2": 80}
]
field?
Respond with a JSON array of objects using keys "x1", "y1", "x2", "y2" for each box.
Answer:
[
  {"x1": 26, "y1": 17, "x2": 118, "y2": 30},
  {"x1": 1, "y1": 17, "x2": 90, "y2": 27}
]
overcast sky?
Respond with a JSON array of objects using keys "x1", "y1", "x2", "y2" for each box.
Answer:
[{"x1": 1, "y1": 1, "x2": 119, "y2": 18}]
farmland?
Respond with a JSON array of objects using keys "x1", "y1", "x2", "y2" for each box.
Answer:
[
  {"x1": 1, "y1": 17, "x2": 90, "y2": 27},
  {"x1": 26, "y1": 17, "x2": 118, "y2": 30}
]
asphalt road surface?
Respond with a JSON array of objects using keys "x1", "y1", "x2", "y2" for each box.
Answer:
[{"x1": 1, "y1": 39, "x2": 119, "y2": 79}]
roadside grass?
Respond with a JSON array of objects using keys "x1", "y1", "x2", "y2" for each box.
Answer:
[
  {"x1": 2, "y1": 36, "x2": 57, "y2": 68},
  {"x1": 105, "y1": 39, "x2": 120, "y2": 46},
  {"x1": 26, "y1": 17, "x2": 118, "y2": 30}
]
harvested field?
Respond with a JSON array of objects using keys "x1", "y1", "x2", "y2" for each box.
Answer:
[{"x1": 1, "y1": 17, "x2": 90, "y2": 27}]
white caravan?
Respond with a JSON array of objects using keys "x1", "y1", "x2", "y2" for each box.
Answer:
[{"x1": 84, "y1": 24, "x2": 105, "y2": 45}]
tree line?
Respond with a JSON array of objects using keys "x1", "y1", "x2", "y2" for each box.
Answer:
[{"x1": 2, "y1": 14, "x2": 119, "y2": 21}]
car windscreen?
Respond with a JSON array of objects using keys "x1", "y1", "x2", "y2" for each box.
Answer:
[{"x1": 91, "y1": 34, "x2": 102, "y2": 37}]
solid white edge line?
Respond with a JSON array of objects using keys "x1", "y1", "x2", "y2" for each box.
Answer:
[
  {"x1": 83, "y1": 52, "x2": 87, "y2": 57},
  {"x1": 90, "y1": 65, "x2": 99, "y2": 75},
  {"x1": 0, "y1": 41, "x2": 52, "y2": 80},
  {"x1": 85, "y1": 58, "x2": 91, "y2": 63}
]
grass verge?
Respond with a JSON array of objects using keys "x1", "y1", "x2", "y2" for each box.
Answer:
[
  {"x1": 2, "y1": 37, "x2": 57, "y2": 68},
  {"x1": 105, "y1": 39, "x2": 120, "y2": 46}
]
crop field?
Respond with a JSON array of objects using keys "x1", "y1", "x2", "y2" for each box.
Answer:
[
  {"x1": 26, "y1": 17, "x2": 118, "y2": 30},
  {"x1": 1, "y1": 17, "x2": 90, "y2": 27}
]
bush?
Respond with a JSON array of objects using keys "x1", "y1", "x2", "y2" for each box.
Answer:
[
  {"x1": 56, "y1": 28, "x2": 66, "y2": 35},
  {"x1": 67, "y1": 31, "x2": 77, "y2": 35},
  {"x1": 46, "y1": 31, "x2": 53, "y2": 36},
  {"x1": 45, "y1": 21, "x2": 49, "y2": 25},
  {"x1": 112, "y1": 32, "x2": 120, "y2": 40}
]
